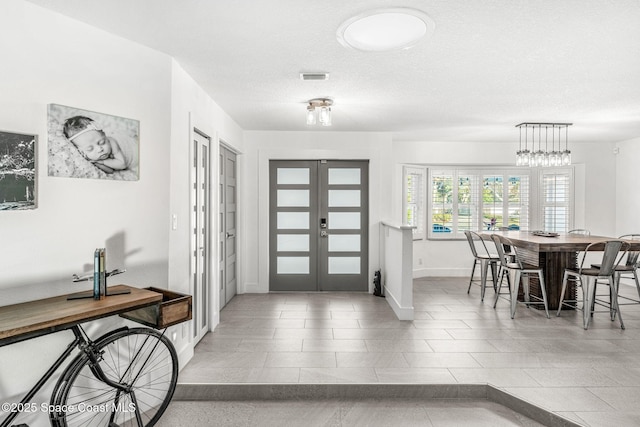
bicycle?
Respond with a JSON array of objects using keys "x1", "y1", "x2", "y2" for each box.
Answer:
[{"x1": 0, "y1": 284, "x2": 181, "y2": 427}]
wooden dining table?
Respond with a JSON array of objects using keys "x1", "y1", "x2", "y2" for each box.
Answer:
[{"x1": 482, "y1": 230, "x2": 640, "y2": 310}]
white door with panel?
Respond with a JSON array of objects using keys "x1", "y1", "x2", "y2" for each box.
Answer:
[
  {"x1": 192, "y1": 130, "x2": 211, "y2": 344},
  {"x1": 219, "y1": 146, "x2": 237, "y2": 308},
  {"x1": 269, "y1": 160, "x2": 368, "y2": 292}
]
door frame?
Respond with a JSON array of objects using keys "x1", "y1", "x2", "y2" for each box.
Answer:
[
  {"x1": 219, "y1": 143, "x2": 239, "y2": 308},
  {"x1": 268, "y1": 157, "x2": 370, "y2": 292},
  {"x1": 190, "y1": 127, "x2": 212, "y2": 345},
  {"x1": 256, "y1": 147, "x2": 384, "y2": 295}
]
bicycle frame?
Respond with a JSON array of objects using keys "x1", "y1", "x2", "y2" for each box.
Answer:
[{"x1": 1, "y1": 325, "x2": 132, "y2": 427}]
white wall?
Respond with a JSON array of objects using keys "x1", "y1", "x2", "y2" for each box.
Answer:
[
  {"x1": 242, "y1": 131, "x2": 393, "y2": 293},
  {"x1": 0, "y1": 2, "x2": 241, "y2": 425},
  {"x1": 391, "y1": 140, "x2": 618, "y2": 277},
  {"x1": 615, "y1": 137, "x2": 640, "y2": 235}
]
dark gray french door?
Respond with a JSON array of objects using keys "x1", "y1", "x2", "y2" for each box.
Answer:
[{"x1": 269, "y1": 160, "x2": 369, "y2": 292}]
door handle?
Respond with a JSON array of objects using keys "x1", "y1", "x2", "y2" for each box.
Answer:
[
  {"x1": 320, "y1": 230, "x2": 328, "y2": 237},
  {"x1": 226, "y1": 232, "x2": 235, "y2": 239}
]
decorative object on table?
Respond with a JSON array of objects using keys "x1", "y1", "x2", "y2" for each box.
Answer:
[
  {"x1": 515, "y1": 122, "x2": 572, "y2": 167},
  {"x1": 47, "y1": 104, "x2": 139, "y2": 181},
  {"x1": 0, "y1": 130, "x2": 37, "y2": 211},
  {"x1": 69, "y1": 248, "x2": 129, "y2": 300},
  {"x1": 531, "y1": 230, "x2": 560, "y2": 237}
]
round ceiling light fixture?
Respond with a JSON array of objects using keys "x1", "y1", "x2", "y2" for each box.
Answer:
[{"x1": 336, "y1": 8, "x2": 435, "y2": 52}]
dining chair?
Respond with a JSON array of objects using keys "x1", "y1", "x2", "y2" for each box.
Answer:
[
  {"x1": 491, "y1": 234, "x2": 549, "y2": 319},
  {"x1": 556, "y1": 239, "x2": 629, "y2": 329},
  {"x1": 464, "y1": 231, "x2": 499, "y2": 302},
  {"x1": 590, "y1": 234, "x2": 640, "y2": 317},
  {"x1": 568, "y1": 229, "x2": 591, "y2": 235}
]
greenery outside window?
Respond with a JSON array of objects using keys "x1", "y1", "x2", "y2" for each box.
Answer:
[{"x1": 428, "y1": 168, "x2": 530, "y2": 239}]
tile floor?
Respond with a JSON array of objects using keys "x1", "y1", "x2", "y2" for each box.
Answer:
[{"x1": 172, "y1": 277, "x2": 640, "y2": 426}]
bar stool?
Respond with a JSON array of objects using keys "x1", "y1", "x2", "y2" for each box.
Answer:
[
  {"x1": 464, "y1": 231, "x2": 499, "y2": 302},
  {"x1": 568, "y1": 229, "x2": 591, "y2": 235},
  {"x1": 557, "y1": 240, "x2": 629, "y2": 329},
  {"x1": 491, "y1": 234, "x2": 550, "y2": 319},
  {"x1": 591, "y1": 234, "x2": 640, "y2": 318}
]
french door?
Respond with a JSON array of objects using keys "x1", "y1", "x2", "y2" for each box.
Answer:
[
  {"x1": 192, "y1": 130, "x2": 210, "y2": 343},
  {"x1": 269, "y1": 160, "x2": 369, "y2": 292}
]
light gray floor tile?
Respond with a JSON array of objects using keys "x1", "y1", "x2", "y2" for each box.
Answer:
[
  {"x1": 470, "y1": 352, "x2": 545, "y2": 368},
  {"x1": 364, "y1": 339, "x2": 433, "y2": 353},
  {"x1": 586, "y1": 386, "x2": 640, "y2": 411},
  {"x1": 179, "y1": 367, "x2": 300, "y2": 383},
  {"x1": 522, "y1": 368, "x2": 619, "y2": 387},
  {"x1": 279, "y1": 311, "x2": 331, "y2": 319},
  {"x1": 413, "y1": 319, "x2": 472, "y2": 329},
  {"x1": 449, "y1": 368, "x2": 541, "y2": 387},
  {"x1": 302, "y1": 339, "x2": 367, "y2": 352},
  {"x1": 237, "y1": 339, "x2": 303, "y2": 352},
  {"x1": 336, "y1": 352, "x2": 410, "y2": 368},
  {"x1": 404, "y1": 352, "x2": 482, "y2": 368},
  {"x1": 274, "y1": 328, "x2": 334, "y2": 339},
  {"x1": 375, "y1": 368, "x2": 457, "y2": 383},
  {"x1": 427, "y1": 339, "x2": 499, "y2": 353},
  {"x1": 298, "y1": 367, "x2": 378, "y2": 383},
  {"x1": 264, "y1": 351, "x2": 336, "y2": 368},
  {"x1": 304, "y1": 319, "x2": 360, "y2": 329},
  {"x1": 571, "y1": 410, "x2": 640, "y2": 427}
]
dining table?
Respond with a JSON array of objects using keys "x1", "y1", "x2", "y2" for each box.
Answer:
[{"x1": 481, "y1": 230, "x2": 640, "y2": 310}]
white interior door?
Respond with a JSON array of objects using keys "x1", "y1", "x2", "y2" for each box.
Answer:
[
  {"x1": 192, "y1": 129, "x2": 211, "y2": 344},
  {"x1": 219, "y1": 145, "x2": 237, "y2": 308}
]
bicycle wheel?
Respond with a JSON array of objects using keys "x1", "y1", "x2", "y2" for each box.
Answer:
[{"x1": 52, "y1": 327, "x2": 178, "y2": 427}]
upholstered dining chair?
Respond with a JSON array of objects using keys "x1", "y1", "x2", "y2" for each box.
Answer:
[
  {"x1": 491, "y1": 234, "x2": 550, "y2": 319},
  {"x1": 557, "y1": 239, "x2": 629, "y2": 329},
  {"x1": 464, "y1": 231, "x2": 499, "y2": 302}
]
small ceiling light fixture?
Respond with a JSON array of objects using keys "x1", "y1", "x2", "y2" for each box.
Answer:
[
  {"x1": 337, "y1": 8, "x2": 435, "y2": 52},
  {"x1": 516, "y1": 123, "x2": 573, "y2": 167},
  {"x1": 306, "y1": 98, "x2": 333, "y2": 126}
]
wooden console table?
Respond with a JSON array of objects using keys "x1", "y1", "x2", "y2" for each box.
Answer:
[{"x1": 0, "y1": 285, "x2": 162, "y2": 347}]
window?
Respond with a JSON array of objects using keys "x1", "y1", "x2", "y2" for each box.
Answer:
[
  {"x1": 540, "y1": 169, "x2": 573, "y2": 232},
  {"x1": 427, "y1": 168, "x2": 531, "y2": 239},
  {"x1": 403, "y1": 166, "x2": 426, "y2": 239},
  {"x1": 404, "y1": 165, "x2": 574, "y2": 240}
]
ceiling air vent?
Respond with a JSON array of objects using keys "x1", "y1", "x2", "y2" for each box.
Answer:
[{"x1": 300, "y1": 72, "x2": 330, "y2": 81}]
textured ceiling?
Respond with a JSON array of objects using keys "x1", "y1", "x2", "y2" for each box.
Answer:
[{"x1": 25, "y1": 0, "x2": 640, "y2": 143}]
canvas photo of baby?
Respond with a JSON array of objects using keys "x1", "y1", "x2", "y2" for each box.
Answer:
[{"x1": 48, "y1": 104, "x2": 139, "y2": 181}]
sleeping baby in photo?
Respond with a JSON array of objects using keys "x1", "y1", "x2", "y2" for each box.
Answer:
[{"x1": 62, "y1": 116, "x2": 137, "y2": 174}]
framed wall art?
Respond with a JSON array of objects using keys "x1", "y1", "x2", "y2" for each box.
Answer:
[
  {"x1": 48, "y1": 104, "x2": 139, "y2": 181},
  {"x1": 0, "y1": 130, "x2": 37, "y2": 211}
]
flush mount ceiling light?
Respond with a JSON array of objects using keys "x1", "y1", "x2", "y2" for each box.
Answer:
[
  {"x1": 306, "y1": 98, "x2": 333, "y2": 126},
  {"x1": 336, "y1": 8, "x2": 435, "y2": 52}
]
